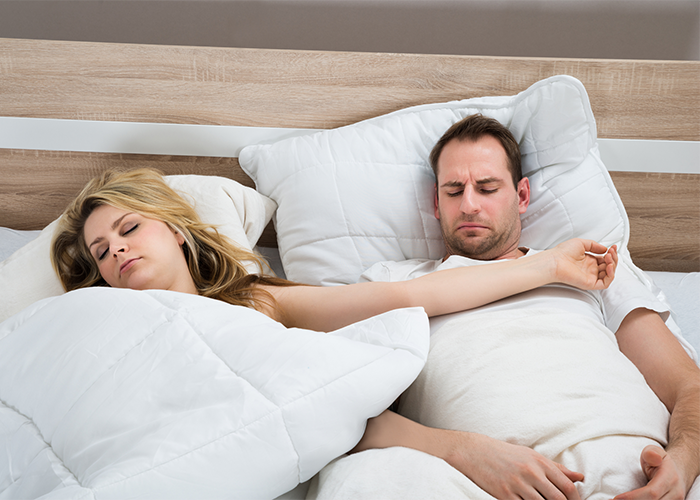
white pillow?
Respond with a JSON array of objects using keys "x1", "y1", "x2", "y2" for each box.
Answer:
[
  {"x1": 0, "y1": 175, "x2": 277, "y2": 324},
  {"x1": 0, "y1": 288, "x2": 428, "y2": 499},
  {"x1": 0, "y1": 227, "x2": 41, "y2": 262},
  {"x1": 239, "y1": 75, "x2": 628, "y2": 286}
]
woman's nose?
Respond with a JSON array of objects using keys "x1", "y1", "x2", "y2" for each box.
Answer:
[{"x1": 111, "y1": 242, "x2": 127, "y2": 257}]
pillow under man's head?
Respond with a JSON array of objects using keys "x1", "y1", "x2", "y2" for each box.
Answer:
[{"x1": 239, "y1": 75, "x2": 628, "y2": 286}]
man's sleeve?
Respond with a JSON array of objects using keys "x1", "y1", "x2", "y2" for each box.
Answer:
[
  {"x1": 602, "y1": 255, "x2": 697, "y2": 361},
  {"x1": 358, "y1": 261, "x2": 395, "y2": 283},
  {"x1": 359, "y1": 259, "x2": 439, "y2": 283}
]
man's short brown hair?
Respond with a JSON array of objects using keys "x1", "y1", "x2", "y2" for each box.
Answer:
[{"x1": 429, "y1": 114, "x2": 522, "y2": 187}]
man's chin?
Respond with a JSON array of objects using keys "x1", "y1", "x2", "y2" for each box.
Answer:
[{"x1": 444, "y1": 238, "x2": 506, "y2": 261}]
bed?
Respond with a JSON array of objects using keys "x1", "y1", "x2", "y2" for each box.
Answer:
[{"x1": 0, "y1": 38, "x2": 698, "y2": 499}]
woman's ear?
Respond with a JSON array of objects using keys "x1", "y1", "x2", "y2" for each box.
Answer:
[{"x1": 174, "y1": 229, "x2": 186, "y2": 246}]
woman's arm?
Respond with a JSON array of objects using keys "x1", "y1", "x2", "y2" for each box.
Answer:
[{"x1": 260, "y1": 238, "x2": 617, "y2": 332}]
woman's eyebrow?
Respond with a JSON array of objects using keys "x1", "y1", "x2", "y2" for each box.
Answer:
[{"x1": 88, "y1": 213, "x2": 134, "y2": 250}]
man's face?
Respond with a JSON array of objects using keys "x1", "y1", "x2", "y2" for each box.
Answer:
[{"x1": 434, "y1": 135, "x2": 530, "y2": 261}]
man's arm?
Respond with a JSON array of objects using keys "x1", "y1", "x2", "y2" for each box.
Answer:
[
  {"x1": 352, "y1": 409, "x2": 584, "y2": 500},
  {"x1": 614, "y1": 308, "x2": 700, "y2": 500}
]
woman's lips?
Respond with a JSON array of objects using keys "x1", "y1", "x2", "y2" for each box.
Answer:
[{"x1": 120, "y1": 258, "x2": 140, "y2": 275}]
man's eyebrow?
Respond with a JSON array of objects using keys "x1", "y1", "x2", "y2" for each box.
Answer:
[
  {"x1": 475, "y1": 177, "x2": 502, "y2": 185},
  {"x1": 87, "y1": 212, "x2": 133, "y2": 250},
  {"x1": 439, "y1": 180, "x2": 465, "y2": 189},
  {"x1": 439, "y1": 177, "x2": 502, "y2": 189}
]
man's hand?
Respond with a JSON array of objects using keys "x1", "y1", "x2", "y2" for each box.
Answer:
[
  {"x1": 613, "y1": 445, "x2": 686, "y2": 500},
  {"x1": 353, "y1": 411, "x2": 583, "y2": 500},
  {"x1": 442, "y1": 431, "x2": 584, "y2": 500},
  {"x1": 549, "y1": 239, "x2": 617, "y2": 291}
]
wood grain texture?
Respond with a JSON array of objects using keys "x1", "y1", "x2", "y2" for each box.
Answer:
[
  {"x1": 0, "y1": 149, "x2": 285, "y2": 247},
  {"x1": 1, "y1": 39, "x2": 698, "y2": 271},
  {"x1": 0, "y1": 149, "x2": 247, "y2": 225},
  {"x1": 610, "y1": 171, "x2": 700, "y2": 272},
  {"x1": 1, "y1": 38, "x2": 698, "y2": 139}
]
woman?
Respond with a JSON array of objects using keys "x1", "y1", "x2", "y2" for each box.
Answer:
[{"x1": 52, "y1": 168, "x2": 616, "y2": 495}]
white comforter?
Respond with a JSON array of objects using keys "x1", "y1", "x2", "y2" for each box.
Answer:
[
  {"x1": 311, "y1": 307, "x2": 675, "y2": 500},
  {"x1": 0, "y1": 288, "x2": 429, "y2": 499}
]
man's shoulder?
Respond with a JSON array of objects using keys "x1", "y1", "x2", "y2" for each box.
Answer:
[
  {"x1": 360, "y1": 258, "x2": 443, "y2": 283},
  {"x1": 359, "y1": 248, "x2": 548, "y2": 283},
  {"x1": 360, "y1": 253, "x2": 505, "y2": 283}
]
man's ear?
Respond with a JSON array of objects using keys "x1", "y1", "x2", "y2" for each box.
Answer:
[
  {"x1": 434, "y1": 184, "x2": 441, "y2": 220},
  {"x1": 517, "y1": 177, "x2": 530, "y2": 215}
]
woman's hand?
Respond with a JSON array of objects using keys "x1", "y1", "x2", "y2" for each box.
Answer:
[{"x1": 548, "y1": 239, "x2": 617, "y2": 291}]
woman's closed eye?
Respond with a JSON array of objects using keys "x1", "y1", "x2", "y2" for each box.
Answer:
[
  {"x1": 122, "y1": 223, "x2": 139, "y2": 236},
  {"x1": 96, "y1": 223, "x2": 139, "y2": 260}
]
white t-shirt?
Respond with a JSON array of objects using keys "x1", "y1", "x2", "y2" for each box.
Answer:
[{"x1": 360, "y1": 249, "x2": 670, "y2": 337}]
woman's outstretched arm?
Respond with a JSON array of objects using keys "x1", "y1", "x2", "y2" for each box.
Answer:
[{"x1": 261, "y1": 238, "x2": 617, "y2": 332}]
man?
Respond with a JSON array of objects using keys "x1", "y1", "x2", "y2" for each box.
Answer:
[{"x1": 310, "y1": 115, "x2": 700, "y2": 500}]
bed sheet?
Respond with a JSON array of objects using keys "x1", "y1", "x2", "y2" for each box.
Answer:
[{"x1": 648, "y1": 271, "x2": 700, "y2": 356}]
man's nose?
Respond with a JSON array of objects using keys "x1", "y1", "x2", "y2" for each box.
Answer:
[{"x1": 460, "y1": 189, "x2": 480, "y2": 214}]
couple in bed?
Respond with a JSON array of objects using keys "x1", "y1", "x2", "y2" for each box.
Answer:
[{"x1": 50, "y1": 115, "x2": 699, "y2": 500}]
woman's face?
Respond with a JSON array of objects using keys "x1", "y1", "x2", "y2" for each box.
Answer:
[{"x1": 83, "y1": 204, "x2": 197, "y2": 294}]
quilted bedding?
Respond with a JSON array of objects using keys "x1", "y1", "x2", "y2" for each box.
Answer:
[
  {"x1": 311, "y1": 308, "x2": 673, "y2": 500},
  {"x1": 0, "y1": 288, "x2": 429, "y2": 499},
  {"x1": 401, "y1": 309, "x2": 670, "y2": 476}
]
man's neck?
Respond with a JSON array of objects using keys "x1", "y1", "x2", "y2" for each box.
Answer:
[
  {"x1": 499, "y1": 246, "x2": 529, "y2": 260},
  {"x1": 444, "y1": 246, "x2": 529, "y2": 262}
]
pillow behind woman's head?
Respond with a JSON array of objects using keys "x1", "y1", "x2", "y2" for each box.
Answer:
[{"x1": 0, "y1": 175, "x2": 276, "y2": 324}]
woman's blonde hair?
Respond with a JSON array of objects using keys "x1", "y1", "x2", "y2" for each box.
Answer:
[{"x1": 51, "y1": 168, "x2": 292, "y2": 310}]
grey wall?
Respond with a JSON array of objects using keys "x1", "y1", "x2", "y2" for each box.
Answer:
[{"x1": 0, "y1": 0, "x2": 698, "y2": 60}]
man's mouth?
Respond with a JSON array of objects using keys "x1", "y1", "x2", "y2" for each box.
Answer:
[{"x1": 457, "y1": 222, "x2": 488, "y2": 231}]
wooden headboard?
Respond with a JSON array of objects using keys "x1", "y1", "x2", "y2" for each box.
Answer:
[{"x1": 0, "y1": 38, "x2": 698, "y2": 272}]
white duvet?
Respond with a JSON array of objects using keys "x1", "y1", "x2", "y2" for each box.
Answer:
[
  {"x1": 401, "y1": 307, "x2": 669, "y2": 459},
  {"x1": 0, "y1": 288, "x2": 429, "y2": 499},
  {"x1": 311, "y1": 307, "x2": 673, "y2": 500}
]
